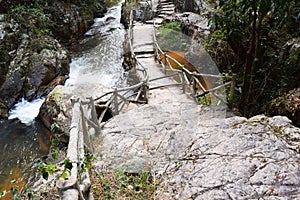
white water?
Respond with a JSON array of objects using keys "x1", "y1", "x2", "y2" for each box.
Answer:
[
  {"x1": 8, "y1": 98, "x2": 45, "y2": 125},
  {"x1": 65, "y1": 1, "x2": 126, "y2": 88},
  {"x1": 9, "y1": 1, "x2": 126, "y2": 124}
]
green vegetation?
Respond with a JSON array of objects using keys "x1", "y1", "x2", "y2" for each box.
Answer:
[
  {"x1": 206, "y1": 0, "x2": 300, "y2": 116},
  {"x1": 10, "y1": 4, "x2": 52, "y2": 36},
  {"x1": 91, "y1": 169, "x2": 158, "y2": 200},
  {"x1": 159, "y1": 21, "x2": 181, "y2": 34},
  {"x1": 107, "y1": 0, "x2": 122, "y2": 8},
  {"x1": 158, "y1": 21, "x2": 190, "y2": 51}
]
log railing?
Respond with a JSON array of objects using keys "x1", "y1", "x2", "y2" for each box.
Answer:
[
  {"x1": 57, "y1": 1, "x2": 236, "y2": 198},
  {"x1": 57, "y1": 8, "x2": 149, "y2": 200},
  {"x1": 152, "y1": 17, "x2": 236, "y2": 105}
]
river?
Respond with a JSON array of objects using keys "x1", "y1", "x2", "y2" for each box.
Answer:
[{"x1": 0, "y1": 1, "x2": 126, "y2": 195}]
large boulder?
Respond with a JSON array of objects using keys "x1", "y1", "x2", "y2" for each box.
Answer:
[
  {"x1": 0, "y1": 34, "x2": 70, "y2": 109},
  {"x1": 38, "y1": 85, "x2": 73, "y2": 142},
  {"x1": 174, "y1": 12, "x2": 210, "y2": 41},
  {"x1": 44, "y1": 0, "x2": 106, "y2": 44},
  {"x1": 173, "y1": 0, "x2": 203, "y2": 13},
  {"x1": 133, "y1": 2, "x2": 153, "y2": 22},
  {"x1": 93, "y1": 101, "x2": 300, "y2": 198},
  {"x1": 267, "y1": 88, "x2": 300, "y2": 127}
]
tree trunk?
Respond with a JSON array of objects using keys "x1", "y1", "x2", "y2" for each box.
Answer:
[
  {"x1": 238, "y1": 1, "x2": 258, "y2": 115},
  {"x1": 248, "y1": 15, "x2": 263, "y2": 104}
]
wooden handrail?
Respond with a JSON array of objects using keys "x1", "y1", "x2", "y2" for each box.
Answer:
[
  {"x1": 61, "y1": 1, "x2": 237, "y2": 198},
  {"x1": 152, "y1": 14, "x2": 236, "y2": 105}
]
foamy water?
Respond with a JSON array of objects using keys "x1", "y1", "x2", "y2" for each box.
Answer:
[
  {"x1": 8, "y1": 98, "x2": 45, "y2": 125},
  {"x1": 9, "y1": 1, "x2": 126, "y2": 124},
  {"x1": 66, "y1": 1, "x2": 126, "y2": 88}
]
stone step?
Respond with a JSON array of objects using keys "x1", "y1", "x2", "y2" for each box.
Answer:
[
  {"x1": 145, "y1": 18, "x2": 164, "y2": 25},
  {"x1": 161, "y1": 4, "x2": 175, "y2": 8},
  {"x1": 135, "y1": 53, "x2": 155, "y2": 59},
  {"x1": 133, "y1": 46, "x2": 154, "y2": 55},
  {"x1": 160, "y1": 10, "x2": 174, "y2": 15},
  {"x1": 157, "y1": 14, "x2": 173, "y2": 21},
  {"x1": 159, "y1": 3, "x2": 175, "y2": 9},
  {"x1": 160, "y1": 7, "x2": 175, "y2": 12},
  {"x1": 157, "y1": 14, "x2": 165, "y2": 18},
  {"x1": 159, "y1": 0, "x2": 174, "y2": 4}
]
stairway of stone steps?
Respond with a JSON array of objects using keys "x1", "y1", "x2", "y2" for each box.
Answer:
[
  {"x1": 92, "y1": 2, "x2": 300, "y2": 199},
  {"x1": 157, "y1": 0, "x2": 176, "y2": 16},
  {"x1": 145, "y1": 0, "x2": 175, "y2": 25},
  {"x1": 131, "y1": 0, "x2": 195, "y2": 100}
]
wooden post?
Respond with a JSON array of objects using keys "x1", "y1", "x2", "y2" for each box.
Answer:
[
  {"x1": 163, "y1": 52, "x2": 167, "y2": 74},
  {"x1": 229, "y1": 74, "x2": 236, "y2": 105},
  {"x1": 191, "y1": 75, "x2": 197, "y2": 100},
  {"x1": 180, "y1": 71, "x2": 185, "y2": 93},
  {"x1": 87, "y1": 96, "x2": 100, "y2": 135},
  {"x1": 113, "y1": 89, "x2": 119, "y2": 115}
]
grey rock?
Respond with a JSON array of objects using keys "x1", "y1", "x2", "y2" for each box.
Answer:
[
  {"x1": 0, "y1": 35, "x2": 70, "y2": 108},
  {"x1": 267, "y1": 88, "x2": 300, "y2": 127},
  {"x1": 94, "y1": 104, "x2": 300, "y2": 199},
  {"x1": 133, "y1": 2, "x2": 153, "y2": 22}
]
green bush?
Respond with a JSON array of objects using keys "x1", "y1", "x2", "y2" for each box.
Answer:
[{"x1": 10, "y1": 4, "x2": 52, "y2": 36}]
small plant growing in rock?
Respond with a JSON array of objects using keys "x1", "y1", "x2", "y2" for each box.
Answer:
[{"x1": 90, "y1": 169, "x2": 158, "y2": 199}]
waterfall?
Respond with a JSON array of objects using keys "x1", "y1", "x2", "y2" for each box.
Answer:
[{"x1": 8, "y1": 98, "x2": 45, "y2": 125}]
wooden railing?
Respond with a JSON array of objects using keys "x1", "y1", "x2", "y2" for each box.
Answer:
[
  {"x1": 152, "y1": 16, "x2": 236, "y2": 105},
  {"x1": 57, "y1": 1, "x2": 236, "y2": 198},
  {"x1": 57, "y1": 8, "x2": 150, "y2": 200},
  {"x1": 56, "y1": 97, "x2": 98, "y2": 200}
]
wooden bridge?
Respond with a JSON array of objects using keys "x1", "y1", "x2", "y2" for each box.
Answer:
[{"x1": 56, "y1": 0, "x2": 236, "y2": 199}]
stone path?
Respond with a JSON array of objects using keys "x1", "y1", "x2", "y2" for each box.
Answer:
[{"x1": 92, "y1": 0, "x2": 300, "y2": 199}]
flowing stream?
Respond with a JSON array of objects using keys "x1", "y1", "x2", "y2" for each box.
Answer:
[
  {"x1": 66, "y1": 0, "x2": 126, "y2": 88},
  {"x1": 0, "y1": 1, "x2": 126, "y2": 194}
]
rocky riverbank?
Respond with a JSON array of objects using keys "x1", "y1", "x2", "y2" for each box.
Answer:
[{"x1": 0, "y1": 0, "x2": 107, "y2": 119}]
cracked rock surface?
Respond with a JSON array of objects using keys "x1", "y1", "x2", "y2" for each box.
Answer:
[
  {"x1": 93, "y1": 102, "x2": 300, "y2": 199},
  {"x1": 92, "y1": 1, "x2": 300, "y2": 198}
]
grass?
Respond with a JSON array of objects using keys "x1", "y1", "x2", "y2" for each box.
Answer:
[
  {"x1": 90, "y1": 169, "x2": 158, "y2": 200},
  {"x1": 157, "y1": 21, "x2": 190, "y2": 51}
]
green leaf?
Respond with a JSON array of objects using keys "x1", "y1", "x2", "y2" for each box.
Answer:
[
  {"x1": 51, "y1": 147, "x2": 59, "y2": 160},
  {"x1": 51, "y1": 139, "x2": 59, "y2": 146},
  {"x1": 0, "y1": 190, "x2": 7, "y2": 197},
  {"x1": 50, "y1": 123, "x2": 58, "y2": 133}
]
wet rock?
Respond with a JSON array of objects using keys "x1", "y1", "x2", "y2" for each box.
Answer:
[
  {"x1": 1, "y1": 1, "x2": 106, "y2": 45},
  {"x1": 43, "y1": 0, "x2": 106, "y2": 44},
  {"x1": 0, "y1": 99, "x2": 8, "y2": 119},
  {"x1": 267, "y1": 88, "x2": 300, "y2": 127},
  {"x1": 133, "y1": 1, "x2": 153, "y2": 22},
  {"x1": 0, "y1": 0, "x2": 107, "y2": 110},
  {"x1": 0, "y1": 14, "x2": 20, "y2": 87},
  {"x1": 0, "y1": 35, "x2": 70, "y2": 108}
]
